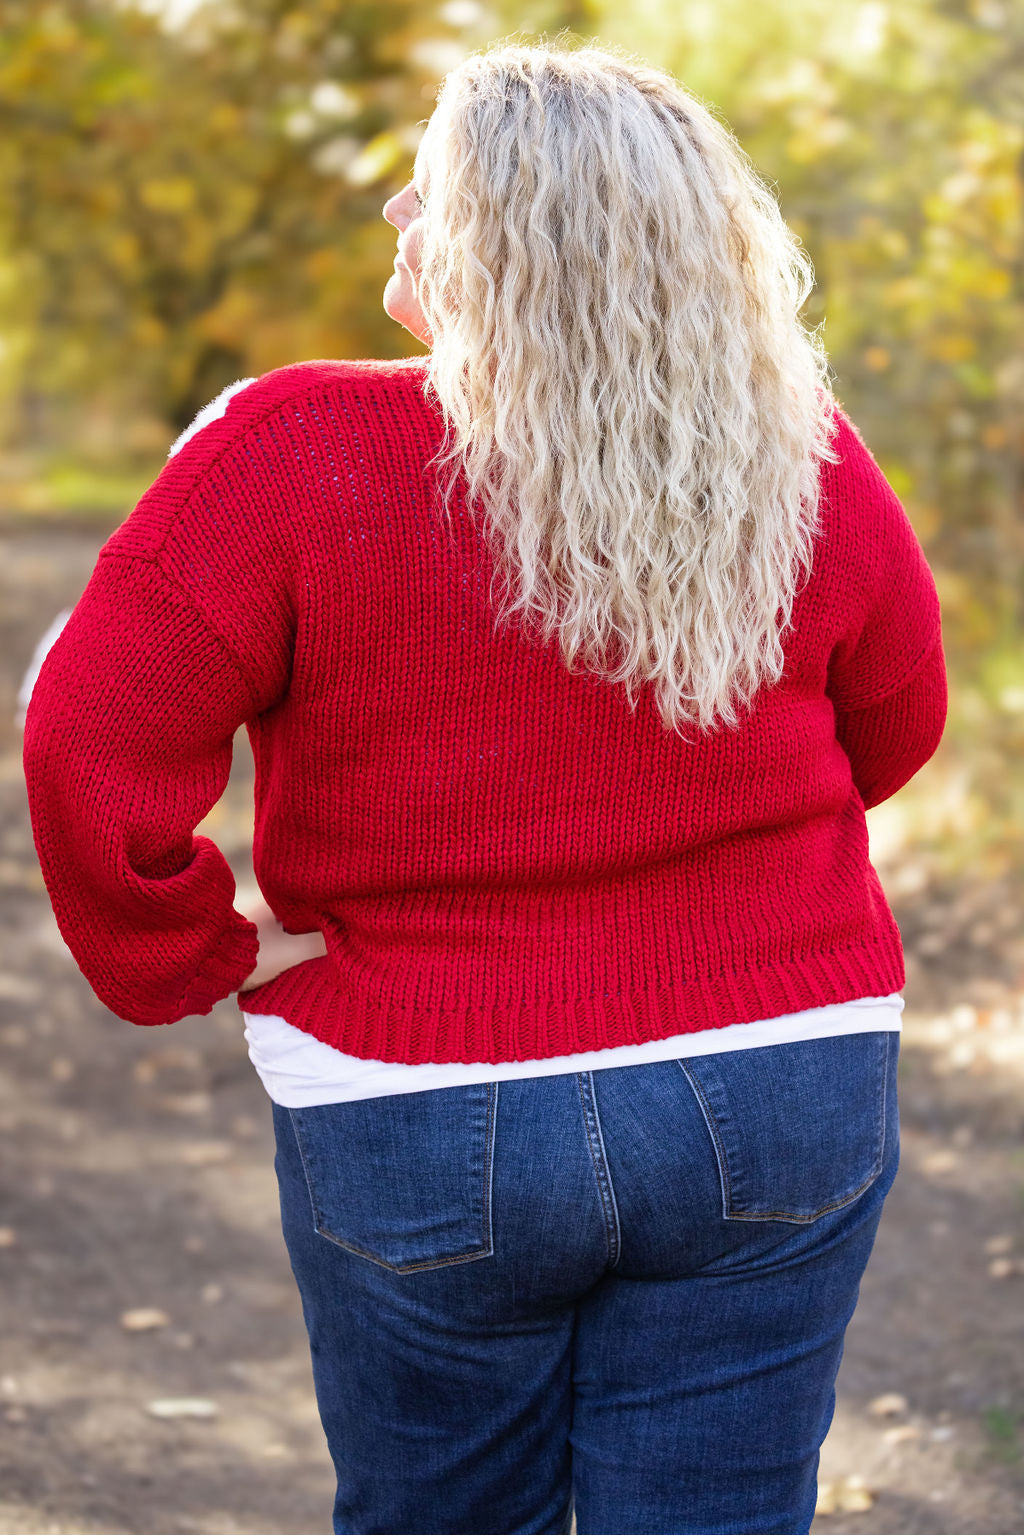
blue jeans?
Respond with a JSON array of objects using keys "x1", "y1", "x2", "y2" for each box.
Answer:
[{"x1": 271, "y1": 1030, "x2": 899, "y2": 1535}]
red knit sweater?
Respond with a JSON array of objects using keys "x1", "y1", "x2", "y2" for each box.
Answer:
[{"x1": 22, "y1": 358, "x2": 947, "y2": 1064}]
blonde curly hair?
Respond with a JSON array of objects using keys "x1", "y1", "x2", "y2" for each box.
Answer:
[{"x1": 414, "y1": 37, "x2": 841, "y2": 739}]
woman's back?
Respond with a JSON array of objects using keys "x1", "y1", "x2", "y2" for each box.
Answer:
[{"x1": 22, "y1": 355, "x2": 944, "y2": 1065}]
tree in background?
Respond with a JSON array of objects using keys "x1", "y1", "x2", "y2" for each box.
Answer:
[{"x1": 0, "y1": 0, "x2": 451, "y2": 437}]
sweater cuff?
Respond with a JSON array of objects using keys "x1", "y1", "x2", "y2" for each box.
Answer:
[{"x1": 170, "y1": 914, "x2": 261, "y2": 1023}]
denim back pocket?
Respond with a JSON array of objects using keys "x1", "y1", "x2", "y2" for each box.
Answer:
[
  {"x1": 677, "y1": 1031, "x2": 896, "y2": 1223},
  {"x1": 287, "y1": 1080, "x2": 498, "y2": 1273}
]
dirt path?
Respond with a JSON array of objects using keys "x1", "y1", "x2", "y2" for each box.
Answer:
[{"x1": 1, "y1": 525, "x2": 1022, "y2": 1534}]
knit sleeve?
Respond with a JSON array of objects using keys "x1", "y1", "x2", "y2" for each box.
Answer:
[
  {"x1": 825, "y1": 414, "x2": 948, "y2": 808},
  {"x1": 22, "y1": 552, "x2": 268, "y2": 1026},
  {"x1": 832, "y1": 632, "x2": 948, "y2": 810},
  {"x1": 826, "y1": 415, "x2": 943, "y2": 711}
]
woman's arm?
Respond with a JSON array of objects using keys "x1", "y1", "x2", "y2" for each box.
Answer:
[{"x1": 22, "y1": 552, "x2": 273, "y2": 1025}]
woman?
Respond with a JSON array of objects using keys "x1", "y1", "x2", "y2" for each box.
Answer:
[{"x1": 23, "y1": 39, "x2": 947, "y2": 1535}]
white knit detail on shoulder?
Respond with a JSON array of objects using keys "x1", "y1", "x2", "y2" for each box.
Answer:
[{"x1": 167, "y1": 377, "x2": 258, "y2": 459}]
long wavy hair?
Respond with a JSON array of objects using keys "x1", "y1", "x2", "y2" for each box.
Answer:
[{"x1": 413, "y1": 38, "x2": 841, "y2": 740}]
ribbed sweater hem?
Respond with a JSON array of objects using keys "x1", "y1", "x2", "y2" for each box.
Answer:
[{"x1": 232, "y1": 931, "x2": 905, "y2": 1067}]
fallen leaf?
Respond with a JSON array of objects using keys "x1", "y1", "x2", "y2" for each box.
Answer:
[
  {"x1": 0, "y1": 972, "x2": 42, "y2": 1000},
  {"x1": 145, "y1": 1397, "x2": 218, "y2": 1419},
  {"x1": 201, "y1": 1283, "x2": 224, "y2": 1304},
  {"x1": 838, "y1": 1477, "x2": 874, "y2": 1513},
  {"x1": 870, "y1": 1392, "x2": 909, "y2": 1417},
  {"x1": 121, "y1": 1307, "x2": 171, "y2": 1332},
  {"x1": 815, "y1": 1477, "x2": 874, "y2": 1516},
  {"x1": 988, "y1": 1256, "x2": 1016, "y2": 1279},
  {"x1": 815, "y1": 1481, "x2": 838, "y2": 1516},
  {"x1": 133, "y1": 1047, "x2": 204, "y2": 1086},
  {"x1": 157, "y1": 1092, "x2": 213, "y2": 1116},
  {"x1": 178, "y1": 1141, "x2": 232, "y2": 1167},
  {"x1": 0, "y1": 1227, "x2": 17, "y2": 1248},
  {"x1": 883, "y1": 1424, "x2": 921, "y2": 1445},
  {"x1": 920, "y1": 1149, "x2": 958, "y2": 1174},
  {"x1": 984, "y1": 1234, "x2": 1014, "y2": 1256}
]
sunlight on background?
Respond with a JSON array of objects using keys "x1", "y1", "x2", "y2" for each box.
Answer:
[{"x1": 118, "y1": 0, "x2": 209, "y2": 30}]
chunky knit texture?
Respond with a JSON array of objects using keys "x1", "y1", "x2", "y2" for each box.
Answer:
[{"x1": 23, "y1": 357, "x2": 947, "y2": 1063}]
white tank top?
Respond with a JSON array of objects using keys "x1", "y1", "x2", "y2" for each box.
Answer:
[{"x1": 243, "y1": 993, "x2": 904, "y2": 1106}]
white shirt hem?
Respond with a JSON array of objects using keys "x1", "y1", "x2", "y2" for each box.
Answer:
[{"x1": 242, "y1": 994, "x2": 904, "y2": 1107}]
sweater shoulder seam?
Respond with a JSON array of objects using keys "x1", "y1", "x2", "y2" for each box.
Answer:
[
  {"x1": 95, "y1": 549, "x2": 266, "y2": 714},
  {"x1": 147, "y1": 360, "x2": 409, "y2": 555}
]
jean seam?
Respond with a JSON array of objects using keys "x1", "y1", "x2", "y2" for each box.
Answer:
[
  {"x1": 287, "y1": 1104, "x2": 329, "y2": 1236},
  {"x1": 310, "y1": 1230, "x2": 494, "y2": 1272},
  {"x1": 482, "y1": 1079, "x2": 498, "y2": 1261},
  {"x1": 676, "y1": 1059, "x2": 733, "y2": 1220},
  {"x1": 575, "y1": 1071, "x2": 621, "y2": 1268},
  {"x1": 878, "y1": 1030, "x2": 890, "y2": 1167}
]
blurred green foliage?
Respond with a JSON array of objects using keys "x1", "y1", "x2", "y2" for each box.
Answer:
[{"x1": 0, "y1": 0, "x2": 1020, "y2": 878}]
